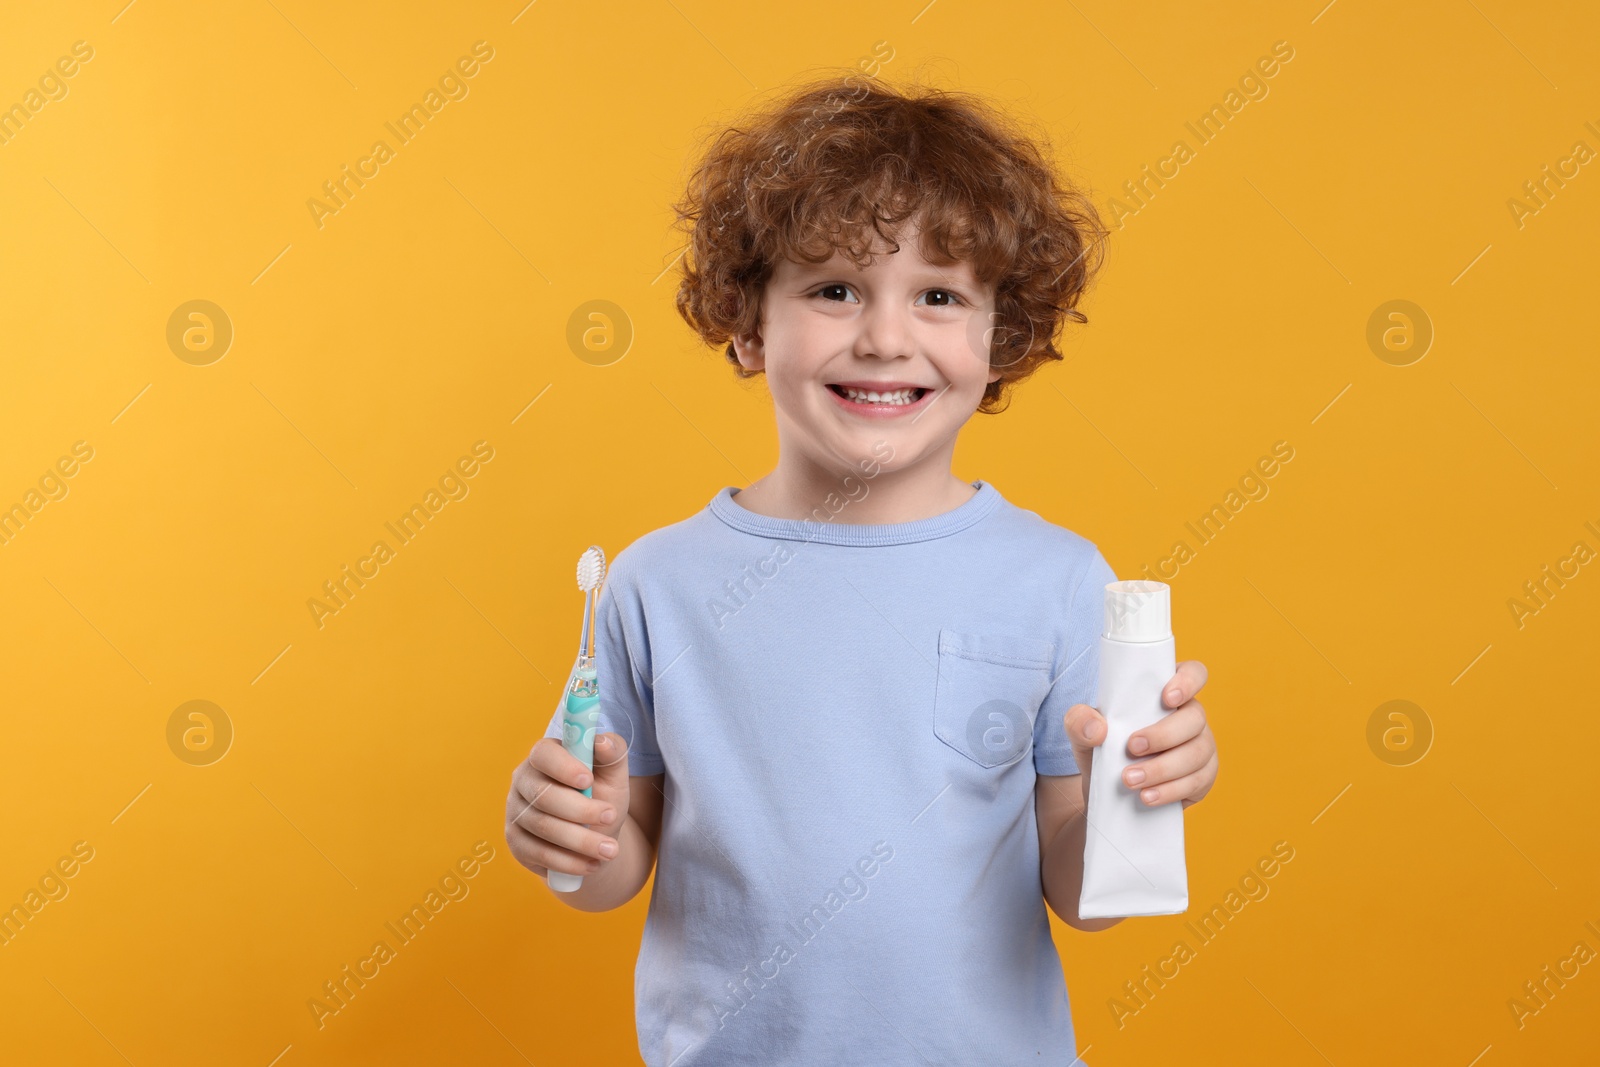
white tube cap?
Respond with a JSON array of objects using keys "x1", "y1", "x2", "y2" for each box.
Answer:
[{"x1": 1104, "y1": 580, "x2": 1171, "y2": 642}]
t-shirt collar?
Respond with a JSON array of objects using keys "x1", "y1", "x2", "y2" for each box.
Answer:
[{"x1": 707, "y1": 480, "x2": 1002, "y2": 546}]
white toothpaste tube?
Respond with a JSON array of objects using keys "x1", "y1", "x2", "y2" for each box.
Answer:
[{"x1": 1079, "y1": 580, "x2": 1188, "y2": 919}]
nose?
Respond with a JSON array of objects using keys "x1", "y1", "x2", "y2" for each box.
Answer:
[{"x1": 852, "y1": 295, "x2": 912, "y2": 363}]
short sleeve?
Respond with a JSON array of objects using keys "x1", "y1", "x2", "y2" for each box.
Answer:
[
  {"x1": 1033, "y1": 547, "x2": 1117, "y2": 776},
  {"x1": 540, "y1": 579, "x2": 665, "y2": 776}
]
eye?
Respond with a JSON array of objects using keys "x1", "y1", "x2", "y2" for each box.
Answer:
[
  {"x1": 811, "y1": 283, "x2": 857, "y2": 303},
  {"x1": 918, "y1": 289, "x2": 965, "y2": 308}
]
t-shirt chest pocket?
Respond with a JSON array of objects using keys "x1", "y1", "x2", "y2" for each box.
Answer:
[{"x1": 932, "y1": 629, "x2": 1056, "y2": 768}]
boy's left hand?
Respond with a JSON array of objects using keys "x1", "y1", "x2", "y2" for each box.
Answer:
[{"x1": 1064, "y1": 660, "x2": 1218, "y2": 809}]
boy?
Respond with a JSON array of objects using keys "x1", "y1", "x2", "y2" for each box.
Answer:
[{"x1": 507, "y1": 73, "x2": 1219, "y2": 1065}]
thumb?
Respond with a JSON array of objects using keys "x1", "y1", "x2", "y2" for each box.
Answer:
[
  {"x1": 1065, "y1": 704, "x2": 1106, "y2": 776},
  {"x1": 590, "y1": 732, "x2": 631, "y2": 781}
]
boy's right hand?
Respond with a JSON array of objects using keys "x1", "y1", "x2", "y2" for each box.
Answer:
[{"x1": 505, "y1": 732, "x2": 631, "y2": 880}]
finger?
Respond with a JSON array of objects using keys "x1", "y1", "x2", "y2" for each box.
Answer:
[
  {"x1": 1136, "y1": 753, "x2": 1217, "y2": 808},
  {"x1": 1129, "y1": 702, "x2": 1207, "y2": 756},
  {"x1": 505, "y1": 820, "x2": 554, "y2": 877},
  {"x1": 1161, "y1": 660, "x2": 1209, "y2": 709},
  {"x1": 514, "y1": 805, "x2": 621, "y2": 862},
  {"x1": 1064, "y1": 704, "x2": 1106, "y2": 749},
  {"x1": 511, "y1": 775, "x2": 616, "y2": 830},
  {"x1": 529, "y1": 735, "x2": 594, "y2": 790},
  {"x1": 506, "y1": 823, "x2": 555, "y2": 877},
  {"x1": 507, "y1": 823, "x2": 601, "y2": 877},
  {"x1": 1120, "y1": 734, "x2": 1214, "y2": 791}
]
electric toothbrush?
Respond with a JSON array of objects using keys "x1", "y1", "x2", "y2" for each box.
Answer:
[{"x1": 548, "y1": 545, "x2": 606, "y2": 893}]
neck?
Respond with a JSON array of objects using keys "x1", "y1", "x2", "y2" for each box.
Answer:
[{"x1": 734, "y1": 440, "x2": 976, "y2": 525}]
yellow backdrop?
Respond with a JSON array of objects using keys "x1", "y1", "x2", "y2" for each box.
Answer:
[{"x1": 3, "y1": 1, "x2": 1595, "y2": 1064}]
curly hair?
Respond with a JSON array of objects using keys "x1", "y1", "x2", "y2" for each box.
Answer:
[{"x1": 670, "y1": 72, "x2": 1108, "y2": 414}]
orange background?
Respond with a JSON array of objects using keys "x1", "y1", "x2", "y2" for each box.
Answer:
[{"x1": 2, "y1": 1, "x2": 1596, "y2": 1064}]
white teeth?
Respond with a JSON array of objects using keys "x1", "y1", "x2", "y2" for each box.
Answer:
[{"x1": 838, "y1": 386, "x2": 920, "y2": 405}]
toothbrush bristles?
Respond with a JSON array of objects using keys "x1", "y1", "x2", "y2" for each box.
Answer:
[{"x1": 577, "y1": 546, "x2": 607, "y2": 592}]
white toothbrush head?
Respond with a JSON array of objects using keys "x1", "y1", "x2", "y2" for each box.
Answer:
[{"x1": 576, "y1": 545, "x2": 607, "y2": 593}]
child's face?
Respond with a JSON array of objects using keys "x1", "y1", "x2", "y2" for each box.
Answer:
[{"x1": 732, "y1": 220, "x2": 1002, "y2": 480}]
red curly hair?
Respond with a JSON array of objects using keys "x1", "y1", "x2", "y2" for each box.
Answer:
[{"x1": 670, "y1": 72, "x2": 1107, "y2": 414}]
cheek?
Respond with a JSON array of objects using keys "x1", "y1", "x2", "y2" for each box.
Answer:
[
  {"x1": 936, "y1": 323, "x2": 996, "y2": 394},
  {"x1": 759, "y1": 355, "x2": 825, "y2": 425},
  {"x1": 768, "y1": 368, "x2": 812, "y2": 411},
  {"x1": 764, "y1": 323, "x2": 833, "y2": 396},
  {"x1": 958, "y1": 312, "x2": 1007, "y2": 382}
]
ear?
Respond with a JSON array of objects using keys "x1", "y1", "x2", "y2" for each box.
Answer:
[
  {"x1": 986, "y1": 365, "x2": 1003, "y2": 384},
  {"x1": 731, "y1": 326, "x2": 765, "y2": 373}
]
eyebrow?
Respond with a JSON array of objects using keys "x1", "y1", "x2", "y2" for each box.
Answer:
[{"x1": 785, "y1": 259, "x2": 980, "y2": 287}]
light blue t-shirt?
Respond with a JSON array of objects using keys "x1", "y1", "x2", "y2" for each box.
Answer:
[{"x1": 542, "y1": 479, "x2": 1116, "y2": 1066}]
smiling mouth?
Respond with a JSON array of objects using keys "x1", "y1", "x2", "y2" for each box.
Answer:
[{"x1": 826, "y1": 384, "x2": 930, "y2": 406}]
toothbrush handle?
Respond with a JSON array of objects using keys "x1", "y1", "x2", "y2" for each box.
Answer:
[
  {"x1": 576, "y1": 589, "x2": 594, "y2": 660},
  {"x1": 548, "y1": 684, "x2": 600, "y2": 893}
]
